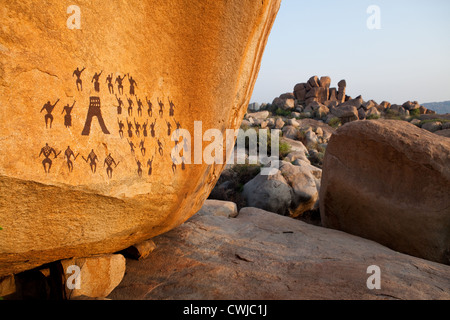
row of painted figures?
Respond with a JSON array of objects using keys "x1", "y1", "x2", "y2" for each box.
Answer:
[
  {"x1": 40, "y1": 96, "x2": 178, "y2": 133},
  {"x1": 38, "y1": 143, "x2": 161, "y2": 179},
  {"x1": 72, "y1": 67, "x2": 138, "y2": 96}
]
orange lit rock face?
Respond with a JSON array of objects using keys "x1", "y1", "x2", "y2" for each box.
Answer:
[{"x1": 0, "y1": 0, "x2": 281, "y2": 276}]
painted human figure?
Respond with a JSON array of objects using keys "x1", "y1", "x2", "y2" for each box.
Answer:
[
  {"x1": 146, "y1": 97, "x2": 153, "y2": 117},
  {"x1": 126, "y1": 118, "x2": 134, "y2": 138},
  {"x1": 139, "y1": 139, "x2": 146, "y2": 156},
  {"x1": 115, "y1": 74, "x2": 127, "y2": 95},
  {"x1": 127, "y1": 139, "x2": 136, "y2": 154},
  {"x1": 134, "y1": 118, "x2": 141, "y2": 138},
  {"x1": 126, "y1": 95, "x2": 134, "y2": 116},
  {"x1": 147, "y1": 156, "x2": 154, "y2": 176},
  {"x1": 168, "y1": 97, "x2": 175, "y2": 117},
  {"x1": 40, "y1": 99, "x2": 60, "y2": 129},
  {"x1": 115, "y1": 95, "x2": 124, "y2": 115},
  {"x1": 174, "y1": 119, "x2": 182, "y2": 130},
  {"x1": 142, "y1": 120, "x2": 149, "y2": 138},
  {"x1": 136, "y1": 96, "x2": 143, "y2": 117},
  {"x1": 150, "y1": 120, "x2": 156, "y2": 138},
  {"x1": 61, "y1": 101, "x2": 76, "y2": 128},
  {"x1": 128, "y1": 74, "x2": 137, "y2": 96},
  {"x1": 166, "y1": 120, "x2": 172, "y2": 136},
  {"x1": 73, "y1": 67, "x2": 86, "y2": 91},
  {"x1": 83, "y1": 149, "x2": 99, "y2": 173},
  {"x1": 136, "y1": 159, "x2": 143, "y2": 177},
  {"x1": 39, "y1": 143, "x2": 59, "y2": 173},
  {"x1": 92, "y1": 71, "x2": 103, "y2": 92},
  {"x1": 64, "y1": 146, "x2": 79, "y2": 173},
  {"x1": 157, "y1": 98, "x2": 164, "y2": 117},
  {"x1": 157, "y1": 139, "x2": 164, "y2": 156},
  {"x1": 171, "y1": 156, "x2": 177, "y2": 173},
  {"x1": 118, "y1": 119, "x2": 125, "y2": 138},
  {"x1": 106, "y1": 73, "x2": 114, "y2": 94},
  {"x1": 104, "y1": 154, "x2": 118, "y2": 179}
]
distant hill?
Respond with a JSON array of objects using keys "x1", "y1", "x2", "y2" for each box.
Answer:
[{"x1": 422, "y1": 101, "x2": 450, "y2": 114}]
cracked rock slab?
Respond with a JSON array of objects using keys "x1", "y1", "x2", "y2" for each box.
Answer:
[{"x1": 109, "y1": 206, "x2": 450, "y2": 300}]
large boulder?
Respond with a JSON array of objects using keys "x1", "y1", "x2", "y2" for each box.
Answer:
[
  {"x1": 246, "y1": 111, "x2": 270, "y2": 120},
  {"x1": 363, "y1": 100, "x2": 378, "y2": 111},
  {"x1": 273, "y1": 97, "x2": 295, "y2": 110},
  {"x1": 282, "y1": 125, "x2": 299, "y2": 140},
  {"x1": 0, "y1": 275, "x2": 16, "y2": 297},
  {"x1": 315, "y1": 104, "x2": 330, "y2": 119},
  {"x1": 435, "y1": 129, "x2": 450, "y2": 138},
  {"x1": 283, "y1": 99, "x2": 295, "y2": 110},
  {"x1": 279, "y1": 93, "x2": 295, "y2": 100},
  {"x1": 284, "y1": 152, "x2": 310, "y2": 164},
  {"x1": 320, "y1": 120, "x2": 450, "y2": 265},
  {"x1": 419, "y1": 106, "x2": 428, "y2": 115},
  {"x1": 295, "y1": 119, "x2": 336, "y2": 139},
  {"x1": 328, "y1": 88, "x2": 338, "y2": 102},
  {"x1": 319, "y1": 76, "x2": 331, "y2": 89},
  {"x1": 243, "y1": 161, "x2": 321, "y2": 217},
  {"x1": 366, "y1": 107, "x2": 381, "y2": 118},
  {"x1": 60, "y1": 254, "x2": 126, "y2": 299},
  {"x1": 279, "y1": 161, "x2": 321, "y2": 218},
  {"x1": 422, "y1": 121, "x2": 442, "y2": 133},
  {"x1": 304, "y1": 130, "x2": 319, "y2": 148},
  {"x1": 305, "y1": 87, "x2": 320, "y2": 100},
  {"x1": 340, "y1": 96, "x2": 365, "y2": 109},
  {"x1": 243, "y1": 169, "x2": 292, "y2": 215},
  {"x1": 0, "y1": 0, "x2": 282, "y2": 277},
  {"x1": 358, "y1": 108, "x2": 367, "y2": 120},
  {"x1": 307, "y1": 76, "x2": 320, "y2": 88},
  {"x1": 377, "y1": 101, "x2": 391, "y2": 112},
  {"x1": 275, "y1": 118, "x2": 286, "y2": 129},
  {"x1": 197, "y1": 199, "x2": 238, "y2": 219},
  {"x1": 110, "y1": 206, "x2": 450, "y2": 300},
  {"x1": 337, "y1": 79, "x2": 346, "y2": 103},
  {"x1": 293, "y1": 83, "x2": 307, "y2": 101},
  {"x1": 280, "y1": 137, "x2": 309, "y2": 154},
  {"x1": 331, "y1": 105, "x2": 359, "y2": 123},
  {"x1": 402, "y1": 101, "x2": 420, "y2": 111}
]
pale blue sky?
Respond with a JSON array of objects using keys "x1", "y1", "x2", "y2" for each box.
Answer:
[{"x1": 251, "y1": 0, "x2": 450, "y2": 105}]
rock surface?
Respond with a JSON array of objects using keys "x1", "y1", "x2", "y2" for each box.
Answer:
[
  {"x1": 123, "y1": 240, "x2": 157, "y2": 261},
  {"x1": 320, "y1": 120, "x2": 450, "y2": 265},
  {"x1": 0, "y1": 275, "x2": 16, "y2": 297},
  {"x1": 0, "y1": 0, "x2": 282, "y2": 277},
  {"x1": 243, "y1": 161, "x2": 321, "y2": 217},
  {"x1": 279, "y1": 161, "x2": 321, "y2": 217},
  {"x1": 61, "y1": 254, "x2": 126, "y2": 299},
  {"x1": 196, "y1": 199, "x2": 238, "y2": 218},
  {"x1": 242, "y1": 169, "x2": 292, "y2": 215},
  {"x1": 435, "y1": 129, "x2": 450, "y2": 138},
  {"x1": 109, "y1": 206, "x2": 450, "y2": 300}
]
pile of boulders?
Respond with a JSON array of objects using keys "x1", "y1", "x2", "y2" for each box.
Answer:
[
  {"x1": 263, "y1": 76, "x2": 439, "y2": 127},
  {"x1": 211, "y1": 110, "x2": 337, "y2": 223}
]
